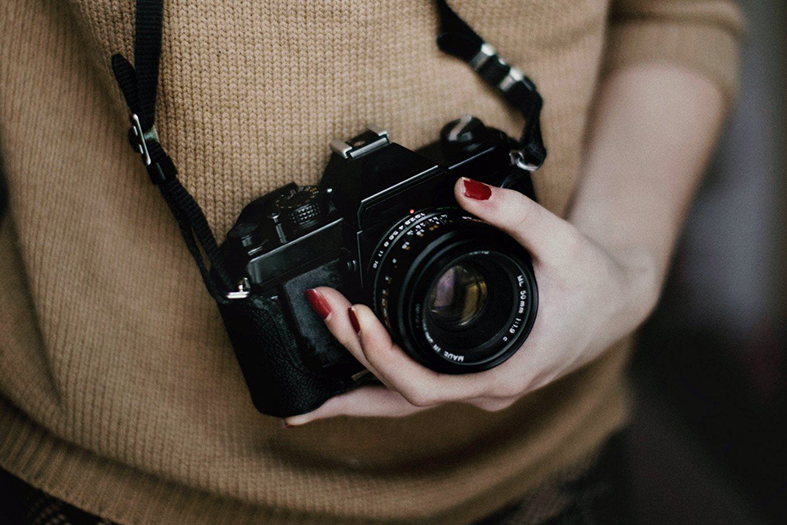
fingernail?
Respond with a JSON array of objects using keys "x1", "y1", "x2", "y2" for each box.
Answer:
[
  {"x1": 305, "y1": 289, "x2": 331, "y2": 319},
  {"x1": 462, "y1": 178, "x2": 492, "y2": 200},
  {"x1": 348, "y1": 307, "x2": 361, "y2": 333},
  {"x1": 281, "y1": 419, "x2": 293, "y2": 429}
]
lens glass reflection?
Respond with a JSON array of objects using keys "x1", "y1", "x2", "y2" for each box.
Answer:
[{"x1": 427, "y1": 263, "x2": 488, "y2": 330}]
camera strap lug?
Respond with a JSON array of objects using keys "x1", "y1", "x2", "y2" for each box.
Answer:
[
  {"x1": 225, "y1": 278, "x2": 251, "y2": 300},
  {"x1": 436, "y1": 0, "x2": 547, "y2": 173}
]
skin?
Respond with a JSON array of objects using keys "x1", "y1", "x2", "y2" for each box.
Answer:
[{"x1": 285, "y1": 63, "x2": 726, "y2": 425}]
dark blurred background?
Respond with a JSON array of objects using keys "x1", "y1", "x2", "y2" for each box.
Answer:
[{"x1": 624, "y1": 0, "x2": 787, "y2": 523}]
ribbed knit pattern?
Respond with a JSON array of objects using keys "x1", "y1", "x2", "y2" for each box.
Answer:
[{"x1": 0, "y1": 1, "x2": 742, "y2": 523}]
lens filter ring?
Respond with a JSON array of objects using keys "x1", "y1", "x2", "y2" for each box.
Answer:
[{"x1": 369, "y1": 208, "x2": 538, "y2": 373}]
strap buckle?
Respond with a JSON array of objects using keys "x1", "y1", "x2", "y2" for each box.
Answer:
[
  {"x1": 129, "y1": 113, "x2": 160, "y2": 166},
  {"x1": 128, "y1": 113, "x2": 176, "y2": 185}
]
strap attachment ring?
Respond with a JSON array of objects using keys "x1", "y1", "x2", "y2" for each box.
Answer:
[{"x1": 510, "y1": 149, "x2": 544, "y2": 173}]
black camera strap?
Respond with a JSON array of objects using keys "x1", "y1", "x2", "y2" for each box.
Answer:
[
  {"x1": 110, "y1": 0, "x2": 547, "y2": 299},
  {"x1": 111, "y1": 0, "x2": 232, "y2": 300},
  {"x1": 435, "y1": 0, "x2": 546, "y2": 171}
]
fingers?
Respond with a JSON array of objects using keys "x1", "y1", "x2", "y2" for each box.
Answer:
[
  {"x1": 283, "y1": 386, "x2": 519, "y2": 426},
  {"x1": 283, "y1": 386, "x2": 430, "y2": 425},
  {"x1": 471, "y1": 397, "x2": 518, "y2": 412},
  {"x1": 307, "y1": 289, "x2": 498, "y2": 406},
  {"x1": 305, "y1": 287, "x2": 384, "y2": 382},
  {"x1": 454, "y1": 177, "x2": 577, "y2": 262},
  {"x1": 349, "y1": 304, "x2": 490, "y2": 406}
]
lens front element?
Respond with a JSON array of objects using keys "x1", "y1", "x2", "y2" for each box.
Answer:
[
  {"x1": 427, "y1": 263, "x2": 489, "y2": 330},
  {"x1": 370, "y1": 208, "x2": 538, "y2": 373}
]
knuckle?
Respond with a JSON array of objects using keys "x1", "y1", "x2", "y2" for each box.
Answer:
[
  {"x1": 488, "y1": 374, "x2": 525, "y2": 398},
  {"x1": 362, "y1": 341, "x2": 393, "y2": 368},
  {"x1": 335, "y1": 334, "x2": 359, "y2": 352},
  {"x1": 506, "y1": 195, "x2": 536, "y2": 232},
  {"x1": 496, "y1": 382, "x2": 524, "y2": 399},
  {"x1": 562, "y1": 226, "x2": 587, "y2": 255},
  {"x1": 564, "y1": 235, "x2": 584, "y2": 258},
  {"x1": 403, "y1": 390, "x2": 436, "y2": 408}
]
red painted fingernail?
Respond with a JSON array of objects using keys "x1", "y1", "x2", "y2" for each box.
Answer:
[
  {"x1": 305, "y1": 289, "x2": 331, "y2": 319},
  {"x1": 348, "y1": 307, "x2": 361, "y2": 333},
  {"x1": 462, "y1": 178, "x2": 492, "y2": 200}
]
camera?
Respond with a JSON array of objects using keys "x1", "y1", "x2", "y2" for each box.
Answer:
[{"x1": 218, "y1": 116, "x2": 538, "y2": 417}]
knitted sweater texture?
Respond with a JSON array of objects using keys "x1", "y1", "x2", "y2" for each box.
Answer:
[{"x1": 0, "y1": 1, "x2": 741, "y2": 523}]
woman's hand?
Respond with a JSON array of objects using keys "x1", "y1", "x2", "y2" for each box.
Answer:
[
  {"x1": 286, "y1": 177, "x2": 660, "y2": 425},
  {"x1": 284, "y1": 65, "x2": 726, "y2": 426}
]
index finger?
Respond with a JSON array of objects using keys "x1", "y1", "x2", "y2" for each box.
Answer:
[{"x1": 350, "y1": 305, "x2": 494, "y2": 407}]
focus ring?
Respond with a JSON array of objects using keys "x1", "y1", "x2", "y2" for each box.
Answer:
[{"x1": 368, "y1": 208, "x2": 538, "y2": 373}]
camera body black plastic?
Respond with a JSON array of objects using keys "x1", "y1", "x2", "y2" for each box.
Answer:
[{"x1": 218, "y1": 116, "x2": 538, "y2": 417}]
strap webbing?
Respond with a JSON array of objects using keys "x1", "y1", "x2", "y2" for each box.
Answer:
[
  {"x1": 435, "y1": 0, "x2": 547, "y2": 171},
  {"x1": 111, "y1": 0, "x2": 162, "y2": 131},
  {"x1": 111, "y1": 0, "x2": 232, "y2": 298},
  {"x1": 110, "y1": 0, "x2": 547, "y2": 301}
]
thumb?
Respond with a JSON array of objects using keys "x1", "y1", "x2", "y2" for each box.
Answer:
[{"x1": 454, "y1": 177, "x2": 576, "y2": 262}]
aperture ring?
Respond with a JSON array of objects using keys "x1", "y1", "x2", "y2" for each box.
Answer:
[{"x1": 368, "y1": 208, "x2": 538, "y2": 373}]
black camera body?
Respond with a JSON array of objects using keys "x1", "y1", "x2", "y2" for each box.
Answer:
[{"x1": 218, "y1": 116, "x2": 538, "y2": 417}]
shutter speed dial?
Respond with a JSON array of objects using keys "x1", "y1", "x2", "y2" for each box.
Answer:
[{"x1": 269, "y1": 186, "x2": 326, "y2": 240}]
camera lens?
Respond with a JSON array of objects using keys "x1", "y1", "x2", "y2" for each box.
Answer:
[
  {"x1": 370, "y1": 208, "x2": 537, "y2": 373},
  {"x1": 427, "y1": 263, "x2": 489, "y2": 330}
]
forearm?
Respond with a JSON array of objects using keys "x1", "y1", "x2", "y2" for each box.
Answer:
[{"x1": 568, "y1": 63, "x2": 727, "y2": 307}]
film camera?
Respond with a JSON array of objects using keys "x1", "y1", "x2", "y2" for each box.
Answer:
[{"x1": 219, "y1": 116, "x2": 538, "y2": 416}]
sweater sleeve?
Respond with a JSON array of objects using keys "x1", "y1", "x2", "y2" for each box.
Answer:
[{"x1": 602, "y1": 0, "x2": 745, "y2": 105}]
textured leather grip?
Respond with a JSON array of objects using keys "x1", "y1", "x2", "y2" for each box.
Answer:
[{"x1": 218, "y1": 295, "x2": 357, "y2": 417}]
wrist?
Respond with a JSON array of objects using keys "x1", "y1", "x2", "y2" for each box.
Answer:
[
  {"x1": 608, "y1": 242, "x2": 664, "y2": 329},
  {"x1": 568, "y1": 211, "x2": 665, "y2": 311}
]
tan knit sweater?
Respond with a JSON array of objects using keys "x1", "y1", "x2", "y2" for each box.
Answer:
[{"x1": 0, "y1": 1, "x2": 741, "y2": 523}]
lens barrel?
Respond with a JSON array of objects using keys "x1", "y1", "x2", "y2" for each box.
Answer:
[{"x1": 369, "y1": 208, "x2": 537, "y2": 373}]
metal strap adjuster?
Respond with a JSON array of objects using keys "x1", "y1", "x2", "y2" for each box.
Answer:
[
  {"x1": 469, "y1": 43, "x2": 496, "y2": 71},
  {"x1": 129, "y1": 113, "x2": 160, "y2": 166},
  {"x1": 499, "y1": 66, "x2": 524, "y2": 93}
]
